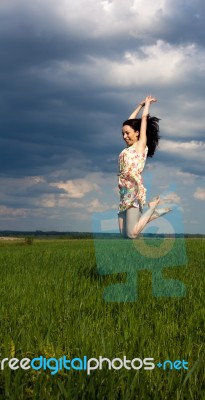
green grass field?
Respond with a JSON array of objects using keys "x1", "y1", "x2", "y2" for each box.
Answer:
[{"x1": 0, "y1": 238, "x2": 204, "y2": 399}]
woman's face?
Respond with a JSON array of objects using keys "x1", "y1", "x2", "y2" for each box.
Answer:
[{"x1": 122, "y1": 125, "x2": 139, "y2": 146}]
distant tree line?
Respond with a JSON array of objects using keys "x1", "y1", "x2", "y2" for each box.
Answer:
[{"x1": 0, "y1": 231, "x2": 205, "y2": 239}]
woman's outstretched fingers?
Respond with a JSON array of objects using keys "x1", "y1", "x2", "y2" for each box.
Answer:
[{"x1": 146, "y1": 95, "x2": 157, "y2": 103}]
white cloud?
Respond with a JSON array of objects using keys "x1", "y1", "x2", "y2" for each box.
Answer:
[
  {"x1": 193, "y1": 187, "x2": 205, "y2": 201},
  {"x1": 0, "y1": 176, "x2": 45, "y2": 191},
  {"x1": 54, "y1": 0, "x2": 168, "y2": 38},
  {"x1": 38, "y1": 194, "x2": 87, "y2": 208},
  {"x1": 159, "y1": 139, "x2": 205, "y2": 162},
  {"x1": 86, "y1": 199, "x2": 117, "y2": 212},
  {"x1": 39, "y1": 194, "x2": 57, "y2": 208},
  {"x1": 78, "y1": 42, "x2": 177, "y2": 86},
  {"x1": 50, "y1": 179, "x2": 99, "y2": 198},
  {"x1": 45, "y1": 41, "x2": 205, "y2": 91},
  {"x1": 176, "y1": 171, "x2": 198, "y2": 185},
  {"x1": 162, "y1": 192, "x2": 181, "y2": 204},
  {"x1": 32, "y1": 176, "x2": 45, "y2": 184},
  {"x1": 37, "y1": 195, "x2": 117, "y2": 217},
  {"x1": 0, "y1": 0, "x2": 172, "y2": 40},
  {"x1": 0, "y1": 205, "x2": 27, "y2": 217}
]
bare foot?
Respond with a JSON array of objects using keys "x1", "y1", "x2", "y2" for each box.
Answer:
[
  {"x1": 149, "y1": 196, "x2": 173, "y2": 207},
  {"x1": 154, "y1": 207, "x2": 172, "y2": 216},
  {"x1": 149, "y1": 208, "x2": 172, "y2": 222},
  {"x1": 148, "y1": 196, "x2": 160, "y2": 208}
]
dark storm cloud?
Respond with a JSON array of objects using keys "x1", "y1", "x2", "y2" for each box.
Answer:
[
  {"x1": 160, "y1": 2, "x2": 205, "y2": 46},
  {"x1": 0, "y1": 0, "x2": 205, "y2": 180},
  {"x1": 0, "y1": 2, "x2": 144, "y2": 74}
]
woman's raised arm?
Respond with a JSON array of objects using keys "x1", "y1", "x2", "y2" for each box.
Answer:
[
  {"x1": 138, "y1": 95, "x2": 157, "y2": 151},
  {"x1": 128, "y1": 99, "x2": 146, "y2": 119}
]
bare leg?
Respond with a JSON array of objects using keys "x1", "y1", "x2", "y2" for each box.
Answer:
[
  {"x1": 126, "y1": 207, "x2": 142, "y2": 238},
  {"x1": 127, "y1": 198, "x2": 160, "y2": 238}
]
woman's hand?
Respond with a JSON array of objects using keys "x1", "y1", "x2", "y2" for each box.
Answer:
[
  {"x1": 138, "y1": 95, "x2": 157, "y2": 149},
  {"x1": 139, "y1": 98, "x2": 146, "y2": 107},
  {"x1": 145, "y1": 95, "x2": 157, "y2": 104},
  {"x1": 128, "y1": 96, "x2": 157, "y2": 120},
  {"x1": 142, "y1": 95, "x2": 157, "y2": 118}
]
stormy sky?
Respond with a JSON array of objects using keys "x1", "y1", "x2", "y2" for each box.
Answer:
[{"x1": 0, "y1": 0, "x2": 205, "y2": 233}]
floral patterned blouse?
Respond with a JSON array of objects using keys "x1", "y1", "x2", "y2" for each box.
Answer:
[{"x1": 118, "y1": 145, "x2": 148, "y2": 213}]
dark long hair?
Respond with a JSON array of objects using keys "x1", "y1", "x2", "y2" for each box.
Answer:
[{"x1": 122, "y1": 116, "x2": 160, "y2": 157}]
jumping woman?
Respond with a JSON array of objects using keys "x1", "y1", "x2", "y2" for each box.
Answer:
[{"x1": 118, "y1": 95, "x2": 171, "y2": 239}]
